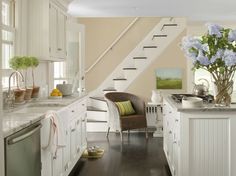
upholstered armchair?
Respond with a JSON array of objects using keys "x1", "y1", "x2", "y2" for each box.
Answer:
[{"x1": 104, "y1": 92, "x2": 148, "y2": 140}]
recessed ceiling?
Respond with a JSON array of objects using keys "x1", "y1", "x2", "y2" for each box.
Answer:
[{"x1": 68, "y1": 0, "x2": 236, "y2": 21}]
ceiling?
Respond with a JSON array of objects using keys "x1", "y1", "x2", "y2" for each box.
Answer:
[{"x1": 68, "y1": 0, "x2": 236, "y2": 21}]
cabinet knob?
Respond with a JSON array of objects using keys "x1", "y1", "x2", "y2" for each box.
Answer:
[
  {"x1": 71, "y1": 128, "x2": 76, "y2": 132},
  {"x1": 175, "y1": 119, "x2": 179, "y2": 122},
  {"x1": 64, "y1": 163, "x2": 69, "y2": 171},
  {"x1": 71, "y1": 110, "x2": 74, "y2": 113},
  {"x1": 169, "y1": 111, "x2": 172, "y2": 114},
  {"x1": 82, "y1": 104, "x2": 85, "y2": 106},
  {"x1": 169, "y1": 130, "x2": 172, "y2": 134},
  {"x1": 57, "y1": 48, "x2": 62, "y2": 51},
  {"x1": 173, "y1": 141, "x2": 177, "y2": 144},
  {"x1": 77, "y1": 147, "x2": 80, "y2": 153}
]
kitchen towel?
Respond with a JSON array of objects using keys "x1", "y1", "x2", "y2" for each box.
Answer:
[{"x1": 42, "y1": 110, "x2": 66, "y2": 157}]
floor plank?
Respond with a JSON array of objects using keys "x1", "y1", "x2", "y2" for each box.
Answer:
[{"x1": 70, "y1": 132, "x2": 171, "y2": 176}]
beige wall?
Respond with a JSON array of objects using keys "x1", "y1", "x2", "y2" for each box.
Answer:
[
  {"x1": 78, "y1": 17, "x2": 161, "y2": 92},
  {"x1": 127, "y1": 30, "x2": 187, "y2": 101}
]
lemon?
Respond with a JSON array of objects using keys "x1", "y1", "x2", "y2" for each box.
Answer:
[
  {"x1": 52, "y1": 88, "x2": 60, "y2": 93},
  {"x1": 58, "y1": 92, "x2": 62, "y2": 96},
  {"x1": 51, "y1": 92, "x2": 58, "y2": 97}
]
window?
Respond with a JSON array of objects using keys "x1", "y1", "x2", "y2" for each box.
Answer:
[
  {"x1": 54, "y1": 62, "x2": 67, "y2": 88},
  {"x1": 2, "y1": 0, "x2": 15, "y2": 88}
]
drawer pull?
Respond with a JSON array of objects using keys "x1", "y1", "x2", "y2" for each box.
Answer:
[
  {"x1": 71, "y1": 110, "x2": 74, "y2": 113},
  {"x1": 175, "y1": 119, "x2": 179, "y2": 122},
  {"x1": 169, "y1": 111, "x2": 172, "y2": 114},
  {"x1": 173, "y1": 141, "x2": 177, "y2": 144},
  {"x1": 71, "y1": 128, "x2": 76, "y2": 132},
  {"x1": 169, "y1": 130, "x2": 172, "y2": 134},
  {"x1": 82, "y1": 104, "x2": 85, "y2": 106}
]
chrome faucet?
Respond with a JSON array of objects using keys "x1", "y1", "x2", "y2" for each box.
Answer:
[{"x1": 5, "y1": 71, "x2": 24, "y2": 108}]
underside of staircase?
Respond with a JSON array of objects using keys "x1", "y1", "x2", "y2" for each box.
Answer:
[{"x1": 86, "y1": 17, "x2": 186, "y2": 132}]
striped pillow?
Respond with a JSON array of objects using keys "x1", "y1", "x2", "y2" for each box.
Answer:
[{"x1": 115, "y1": 100, "x2": 136, "y2": 116}]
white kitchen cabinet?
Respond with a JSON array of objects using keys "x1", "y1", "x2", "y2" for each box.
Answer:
[
  {"x1": 52, "y1": 148, "x2": 63, "y2": 176},
  {"x1": 163, "y1": 97, "x2": 236, "y2": 176},
  {"x1": 41, "y1": 96, "x2": 87, "y2": 176},
  {"x1": 28, "y1": 0, "x2": 68, "y2": 61},
  {"x1": 49, "y1": 3, "x2": 67, "y2": 59},
  {"x1": 163, "y1": 100, "x2": 180, "y2": 176},
  {"x1": 62, "y1": 125, "x2": 70, "y2": 173},
  {"x1": 70, "y1": 119, "x2": 77, "y2": 161},
  {"x1": 81, "y1": 112, "x2": 87, "y2": 148}
]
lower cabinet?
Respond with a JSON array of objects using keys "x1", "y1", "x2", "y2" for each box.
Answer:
[
  {"x1": 41, "y1": 97, "x2": 87, "y2": 176},
  {"x1": 52, "y1": 148, "x2": 63, "y2": 176},
  {"x1": 163, "y1": 100, "x2": 180, "y2": 176},
  {"x1": 163, "y1": 98, "x2": 236, "y2": 176}
]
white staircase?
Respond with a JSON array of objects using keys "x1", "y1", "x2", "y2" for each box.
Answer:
[{"x1": 86, "y1": 17, "x2": 186, "y2": 132}]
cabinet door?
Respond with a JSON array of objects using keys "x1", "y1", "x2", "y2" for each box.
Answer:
[
  {"x1": 70, "y1": 120, "x2": 77, "y2": 160},
  {"x1": 75, "y1": 117, "x2": 82, "y2": 155},
  {"x1": 62, "y1": 126, "x2": 70, "y2": 173},
  {"x1": 57, "y1": 9, "x2": 66, "y2": 59},
  {"x1": 52, "y1": 148, "x2": 63, "y2": 176},
  {"x1": 49, "y1": 3, "x2": 58, "y2": 58},
  {"x1": 81, "y1": 112, "x2": 87, "y2": 148}
]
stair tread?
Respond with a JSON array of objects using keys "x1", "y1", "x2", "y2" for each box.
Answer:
[
  {"x1": 161, "y1": 24, "x2": 178, "y2": 30},
  {"x1": 87, "y1": 106, "x2": 107, "y2": 112},
  {"x1": 123, "y1": 67, "x2": 137, "y2": 70},
  {"x1": 113, "y1": 78, "x2": 127, "y2": 81},
  {"x1": 133, "y1": 57, "x2": 147, "y2": 59},
  {"x1": 143, "y1": 46, "x2": 158, "y2": 49},
  {"x1": 153, "y1": 34, "x2": 168, "y2": 38},
  {"x1": 87, "y1": 120, "x2": 107, "y2": 123},
  {"x1": 103, "y1": 88, "x2": 117, "y2": 91},
  {"x1": 90, "y1": 96, "x2": 106, "y2": 102}
]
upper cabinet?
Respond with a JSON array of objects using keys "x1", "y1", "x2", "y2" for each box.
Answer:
[
  {"x1": 27, "y1": 0, "x2": 68, "y2": 61},
  {"x1": 49, "y1": 3, "x2": 67, "y2": 59}
]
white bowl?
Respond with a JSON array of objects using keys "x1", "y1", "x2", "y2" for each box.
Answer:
[{"x1": 182, "y1": 97, "x2": 203, "y2": 108}]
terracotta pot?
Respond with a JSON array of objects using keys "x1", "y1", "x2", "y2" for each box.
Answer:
[
  {"x1": 24, "y1": 88, "x2": 33, "y2": 101},
  {"x1": 31, "y1": 86, "x2": 40, "y2": 98},
  {"x1": 14, "y1": 89, "x2": 26, "y2": 103}
]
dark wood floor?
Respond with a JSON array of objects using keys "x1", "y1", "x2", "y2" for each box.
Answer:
[{"x1": 70, "y1": 132, "x2": 171, "y2": 176}]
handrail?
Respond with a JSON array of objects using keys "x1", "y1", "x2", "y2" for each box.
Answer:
[{"x1": 85, "y1": 17, "x2": 139, "y2": 73}]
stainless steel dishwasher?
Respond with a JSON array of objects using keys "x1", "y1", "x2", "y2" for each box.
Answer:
[{"x1": 5, "y1": 122, "x2": 42, "y2": 176}]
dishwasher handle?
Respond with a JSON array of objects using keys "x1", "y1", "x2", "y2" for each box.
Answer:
[{"x1": 8, "y1": 124, "x2": 42, "y2": 145}]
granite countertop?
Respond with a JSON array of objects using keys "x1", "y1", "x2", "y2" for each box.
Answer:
[
  {"x1": 163, "y1": 93, "x2": 236, "y2": 112},
  {"x1": 2, "y1": 93, "x2": 87, "y2": 138}
]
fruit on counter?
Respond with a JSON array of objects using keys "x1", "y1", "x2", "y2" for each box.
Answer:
[{"x1": 50, "y1": 88, "x2": 63, "y2": 96}]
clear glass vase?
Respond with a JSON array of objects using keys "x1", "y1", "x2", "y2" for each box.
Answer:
[{"x1": 214, "y1": 80, "x2": 234, "y2": 106}]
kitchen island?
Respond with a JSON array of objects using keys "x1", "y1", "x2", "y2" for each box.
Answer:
[{"x1": 163, "y1": 94, "x2": 236, "y2": 176}]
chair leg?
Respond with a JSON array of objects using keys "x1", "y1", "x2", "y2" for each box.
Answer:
[
  {"x1": 120, "y1": 131, "x2": 123, "y2": 141},
  {"x1": 106, "y1": 127, "x2": 110, "y2": 138},
  {"x1": 145, "y1": 128, "x2": 148, "y2": 139}
]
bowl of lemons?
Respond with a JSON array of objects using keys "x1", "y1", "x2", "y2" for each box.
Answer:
[{"x1": 49, "y1": 88, "x2": 63, "y2": 99}]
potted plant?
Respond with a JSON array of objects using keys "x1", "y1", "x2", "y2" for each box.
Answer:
[
  {"x1": 30, "y1": 57, "x2": 40, "y2": 98},
  {"x1": 9, "y1": 56, "x2": 26, "y2": 103},
  {"x1": 22, "y1": 56, "x2": 33, "y2": 101}
]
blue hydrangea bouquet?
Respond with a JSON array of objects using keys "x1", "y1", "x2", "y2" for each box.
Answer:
[{"x1": 181, "y1": 24, "x2": 236, "y2": 106}]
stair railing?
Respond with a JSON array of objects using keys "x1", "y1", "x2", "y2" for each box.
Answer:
[{"x1": 85, "y1": 17, "x2": 139, "y2": 74}]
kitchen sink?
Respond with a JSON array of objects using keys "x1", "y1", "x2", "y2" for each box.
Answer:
[
  {"x1": 28, "y1": 102, "x2": 65, "y2": 108},
  {"x1": 14, "y1": 107, "x2": 60, "y2": 114}
]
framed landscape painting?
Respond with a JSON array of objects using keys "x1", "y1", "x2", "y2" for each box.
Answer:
[{"x1": 156, "y1": 68, "x2": 182, "y2": 89}]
